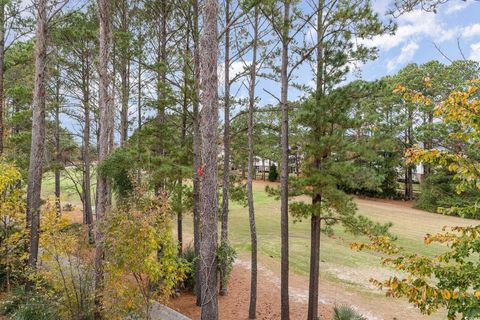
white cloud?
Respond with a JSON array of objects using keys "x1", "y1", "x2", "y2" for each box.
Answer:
[
  {"x1": 362, "y1": 9, "x2": 455, "y2": 51},
  {"x1": 463, "y1": 23, "x2": 480, "y2": 38},
  {"x1": 469, "y1": 42, "x2": 480, "y2": 61},
  {"x1": 218, "y1": 60, "x2": 251, "y2": 89},
  {"x1": 445, "y1": 0, "x2": 474, "y2": 14},
  {"x1": 387, "y1": 41, "x2": 419, "y2": 72}
]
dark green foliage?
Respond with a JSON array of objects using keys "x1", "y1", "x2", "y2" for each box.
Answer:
[
  {"x1": 1, "y1": 286, "x2": 59, "y2": 320},
  {"x1": 332, "y1": 305, "x2": 365, "y2": 320},
  {"x1": 180, "y1": 245, "x2": 197, "y2": 292},
  {"x1": 289, "y1": 82, "x2": 393, "y2": 237},
  {"x1": 228, "y1": 175, "x2": 248, "y2": 207},
  {"x1": 415, "y1": 171, "x2": 480, "y2": 219},
  {"x1": 98, "y1": 147, "x2": 135, "y2": 198},
  {"x1": 268, "y1": 163, "x2": 278, "y2": 182},
  {"x1": 216, "y1": 241, "x2": 236, "y2": 292}
]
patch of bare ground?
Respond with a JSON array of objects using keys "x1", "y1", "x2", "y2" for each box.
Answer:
[
  {"x1": 169, "y1": 252, "x2": 445, "y2": 320},
  {"x1": 168, "y1": 253, "x2": 332, "y2": 320}
]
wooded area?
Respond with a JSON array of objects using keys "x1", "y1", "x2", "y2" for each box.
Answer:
[{"x1": 1, "y1": 0, "x2": 480, "y2": 319}]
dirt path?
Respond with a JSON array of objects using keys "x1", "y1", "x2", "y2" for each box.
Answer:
[
  {"x1": 169, "y1": 252, "x2": 443, "y2": 320},
  {"x1": 168, "y1": 253, "x2": 332, "y2": 320}
]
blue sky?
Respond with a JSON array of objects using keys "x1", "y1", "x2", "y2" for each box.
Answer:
[{"x1": 362, "y1": 0, "x2": 480, "y2": 79}]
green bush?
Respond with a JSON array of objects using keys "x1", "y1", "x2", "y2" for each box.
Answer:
[
  {"x1": 415, "y1": 170, "x2": 480, "y2": 219},
  {"x1": 332, "y1": 305, "x2": 365, "y2": 320},
  {"x1": 216, "y1": 241, "x2": 236, "y2": 291},
  {"x1": 268, "y1": 163, "x2": 278, "y2": 182},
  {"x1": 1, "y1": 286, "x2": 59, "y2": 320},
  {"x1": 180, "y1": 245, "x2": 197, "y2": 292}
]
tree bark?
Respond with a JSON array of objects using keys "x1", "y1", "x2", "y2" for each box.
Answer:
[
  {"x1": 219, "y1": 0, "x2": 231, "y2": 296},
  {"x1": 136, "y1": 34, "x2": 142, "y2": 185},
  {"x1": 308, "y1": 3, "x2": 324, "y2": 319},
  {"x1": 192, "y1": 0, "x2": 202, "y2": 306},
  {"x1": 26, "y1": 0, "x2": 48, "y2": 268},
  {"x1": 280, "y1": 1, "x2": 291, "y2": 319},
  {"x1": 95, "y1": 0, "x2": 112, "y2": 316},
  {"x1": 247, "y1": 7, "x2": 259, "y2": 319},
  {"x1": 308, "y1": 210, "x2": 321, "y2": 320},
  {"x1": 119, "y1": 0, "x2": 129, "y2": 147},
  {"x1": 0, "y1": 1, "x2": 5, "y2": 155},
  {"x1": 199, "y1": 0, "x2": 219, "y2": 317},
  {"x1": 405, "y1": 107, "x2": 413, "y2": 200},
  {"x1": 54, "y1": 65, "x2": 61, "y2": 216},
  {"x1": 82, "y1": 56, "x2": 94, "y2": 244}
]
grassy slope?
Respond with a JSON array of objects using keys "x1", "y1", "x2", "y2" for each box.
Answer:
[
  {"x1": 182, "y1": 181, "x2": 478, "y2": 277},
  {"x1": 41, "y1": 173, "x2": 477, "y2": 316}
]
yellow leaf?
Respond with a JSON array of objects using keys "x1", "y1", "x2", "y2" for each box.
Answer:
[
  {"x1": 442, "y1": 289, "x2": 451, "y2": 300},
  {"x1": 391, "y1": 278, "x2": 399, "y2": 290},
  {"x1": 475, "y1": 291, "x2": 480, "y2": 300}
]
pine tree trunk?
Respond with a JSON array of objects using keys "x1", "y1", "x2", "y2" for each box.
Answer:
[
  {"x1": 405, "y1": 109, "x2": 413, "y2": 200},
  {"x1": 192, "y1": 0, "x2": 202, "y2": 306},
  {"x1": 82, "y1": 58, "x2": 94, "y2": 244},
  {"x1": 54, "y1": 67, "x2": 61, "y2": 216},
  {"x1": 95, "y1": 0, "x2": 112, "y2": 316},
  {"x1": 308, "y1": 211, "x2": 321, "y2": 320},
  {"x1": 247, "y1": 7, "x2": 259, "y2": 319},
  {"x1": 280, "y1": 1, "x2": 291, "y2": 319},
  {"x1": 308, "y1": 4, "x2": 324, "y2": 318},
  {"x1": 136, "y1": 36, "x2": 142, "y2": 185},
  {"x1": 119, "y1": 1, "x2": 129, "y2": 147},
  {"x1": 262, "y1": 159, "x2": 265, "y2": 181},
  {"x1": 0, "y1": 1, "x2": 5, "y2": 156},
  {"x1": 199, "y1": 0, "x2": 219, "y2": 316},
  {"x1": 26, "y1": 0, "x2": 48, "y2": 268},
  {"x1": 219, "y1": 0, "x2": 231, "y2": 296}
]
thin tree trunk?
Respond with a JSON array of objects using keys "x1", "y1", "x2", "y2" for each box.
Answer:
[
  {"x1": 83, "y1": 57, "x2": 94, "y2": 244},
  {"x1": 199, "y1": 0, "x2": 219, "y2": 316},
  {"x1": 308, "y1": 210, "x2": 321, "y2": 320},
  {"x1": 54, "y1": 66, "x2": 61, "y2": 216},
  {"x1": 95, "y1": 0, "x2": 112, "y2": 316},
  {"x1": 0, "y1": 1, "x2": 5, "y2": 155},
  {"x1": 178, "y1": 41, "x2": 189, "y2": 255},
  {"x1": 262, "y1": 158, "x2": 265, "y2": 181},
  {"x1": 192, "y1": 0, "x2": 202, "y2": 306},
  {"x1": 247, "y1": 7, "x2": 259, "y2": 319},
  {"x1": 120, "y1": 1, "x2": 129, "y2": 147},
  {"x1": 405, "y1": 109, "x2": 413, "y2": 200},
  {"x1": 280, "y1": 1, "x2": 291, "y2": 318},
  {"x1": 26, "y1": 0, "x2": 48, "y2": 268},
  {"x1": 308, "y1": 3, "x2": 324, "y2": 319},
  {"x1": 219, "y1": 0, "x2": 231, "y2": 296},
  {"x1": 136, "y1": 41, "x2": 142, "y2": 185}
]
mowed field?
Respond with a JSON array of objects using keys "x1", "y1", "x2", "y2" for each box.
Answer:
[
  {"x1": 179, "y1": 180, "x2": 478, "y2": 319},
  {"x1": 42, "y1": 173, "x2": 479, "y2": 319}
]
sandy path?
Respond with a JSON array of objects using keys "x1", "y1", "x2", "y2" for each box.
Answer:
[{"x1": 168, "y1": 252, "x2": 443, "y2": 320}]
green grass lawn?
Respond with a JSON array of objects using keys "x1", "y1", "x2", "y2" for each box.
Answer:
[
  {"x1": 181, "y1": 181, "x2": 478, "y2": 281},
  {"x1": 42, "y1": 167, "x2": 96, "y2": 208},
  {"x1": 41, "y1": 171, "x2": 478, "y2": 304}
]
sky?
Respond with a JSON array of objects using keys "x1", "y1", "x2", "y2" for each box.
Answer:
[
  {"x1": 230, "y1": 0, "x2": 480, "y2": 107},
  {"x1": 362, "y1": 0, "x2": 480, "y2": 79}
]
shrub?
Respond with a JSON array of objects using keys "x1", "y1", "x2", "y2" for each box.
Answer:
[
  {"x1": 180, "y1": 244, "x2": 197, "y2": 292},
  {"x1": 102, "y1": 189, "x2": 189, "y2": 319},
  {"x1": 217, "y1": 241, "x2": 236, "y2": 292},
  {"x1": 0, "y1": 161, "x2": 27, "y2": 291},
  {"x1": 62, "y1": 202, "x2": 74, "y2": 212},
  {"x1": 332, "y1": 305, "x2": 365, "y2": 320},
  {"x1": 0, "y1": 286, "x2": 59, "y2": 320},
  {"x1": 268, "y1": 163, "x2": 278, "y2": 182},
  {"x1": 39, "y1": 204, "x2": 95, "y2": 319},
  {"x1": 415, "y1": 170, "x2": 480, "y2": 219}
]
